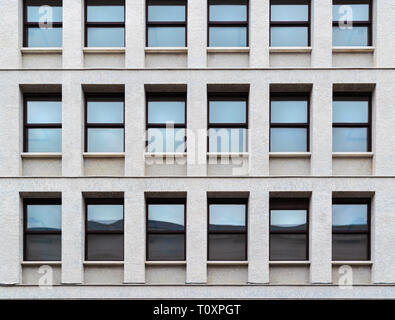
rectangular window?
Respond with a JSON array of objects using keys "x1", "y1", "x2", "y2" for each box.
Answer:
[
  {"x1": 270, "y1": 94, "x2": 309, "y2": 152},
  {"x1": 85, "y1": 0, "x2": 125, "y2": 47},
  {"x1": 208, "y1": 0, "x2": 249, "y2": 47},
  {"x1": 332, "y1": 94, "x2": 371, "y2": 152},
  {"x1": 147, "y1": 0, "x2": 187, "y2": 47},
  {"x1": 208, "y1": 94, "x2": 248, "y2": 152},
  {"x1": 208, "y1": 199, "x2": 247, "y2": 261},
  {"x1": 85, "y1": 198, "x2": 124, "y2": 261},
  {"x1": 24, "y1": 94, "x2": 62, "y2": 153},
  {"x1": 23, "y1": 0, "x2": 63, "y2": 47},
  {"x1": 24, "y1": 199, "x2": 61, "y2": 261},
  {"x1": 332, "y1": 198, "x2": 370, "y2": 260},
  {"x1": 146, "y1": 93, "x2": 186, "y2": 153},
  {"x1": 146, "y1": 199, "x2": 186, "y2": 261},
  {"x1": 333, "y1": 0, "x2": 372, "y2": 47},
  {"x1": 85, "y1": 94, "x2": 125, "y2": 153},
  {"x1": 270, "y1": 198, "x2": 309, "y2": 261},
  {"x1": 270, "y1": 0, "x2": 310, "y2": 47}
]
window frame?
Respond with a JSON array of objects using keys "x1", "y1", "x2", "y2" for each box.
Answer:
[{"x1": 332, "y1": 198, "x2": 371, "y2": 261}]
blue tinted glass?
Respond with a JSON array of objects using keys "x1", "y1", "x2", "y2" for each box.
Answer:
[
  {"x1": 27, "y1": 205, "x2": 61, "y2": 231},
  {"x1": 271, "y1": 101, "x2": 307, "y2": 123},
  {"x1": 148, "y1": 27, "x2": 186, "y2": 47},
  {"x1": 333, "y1": 100, "x2": 369, "y2": 123},
  {"x1": 209, "y1": 128, "x2": 247, "y2": 152},
  {"x1": 270, "y1": 210, "x2": 307, "y2": 232},
  {"x1": 27, "y1": 101, "x2": 62, "y2": 124},
  {"x1": 333, "y1": 128, "x2": 367, "y2": 152},
  {"x1": 333, "y1": 26, "x2": 368, "y2": 46},
  {"x1": 87, "y1": 28, "x2": 124, "y2": 47},
  {"x1": 148, "y1": 5, "x2": 185, "y2": 21},
  {"x1": 209, "y1": 204, "x2": 246, "y2": 231},
  {"x1": 28, "y1": 128, "x2": 62, "y2": 152},
  {"x1": 28, "y1": 27, "x2": 62, "y2": 47},
  {"x1": 87, "y1": 5, "x2": 124, "y2": 22},
  {"x1": 333, "y1": 204, "x2": 368, "y2": 231},
  {"x1": 333, "y1": 4, "x2": 369, "y2": 21},
  {"x1": 87, "y1": 101, "x2": 124, "y2": 123},
  {"x1": 271, "y1": 27, "x2": 308, "y2": 47},
  {"x1": 87, "y1": 128, "x2": 124, "y2": 152},
  {"x1": 270, "y1": 128, "x2": 307, "y2": 152},
  {"x1": 147, "y1": 128, "x2": 185, "y2": 153},
  {"x1": 27, "y1": 5, "x2": 63, "y2": 22},
  {"x1": 209, "y1": 5, "x2": 247, "y2": 21},
  {"x1": 209, "y1": 101, "x2": 246, "y2": 124},
  {"x1": 271, "y1": 5, "x2": 309, "y2": 21},
  {"x1": 148, "y1": 204, "x2": 185, "y2": 231},
  {"x1": 87, "y1": 204, "x2": 123, "y2": 231},
  {"x1": 209, "y1": 27, "x2": 247, "y2": 47},
  {"x1": 148, "y1": 101, "x2": 185, "y2": 124}
]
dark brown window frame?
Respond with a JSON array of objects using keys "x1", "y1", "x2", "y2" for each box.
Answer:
[
  {"x1": 332, "y1": 92, "x2": 372, "y2": 152},
  {"x1": 332, "y1": 198, "x2": 371, "y2": 261},
  {"x1": 269, "y1": 93, "x2": 310, "y2": 152},
  {"x1": 146, "y1": 198, "x2": 187, "y2": 261},
  {"x1": 269, "y1": 0, "x2": 311, "y2": 47},
  {"x1": 269, "y1": 198, "x2": 309, "y2": 261},
  {"x1": 207, "y1": 198, "x2": 248, "y2": 261},
  {"x1": 146, "y1": 0, "x2": 188, "y2": 47},
  {"x1": 84, "y1": 92, "x2": 125, "y2": 153},
  {"x1": 207, "y1": 0, "x2": 250, "y2": 47},
  {"x1": 23, "y1": 198, "x2": 62, "y2": 261},
  {"x1": 84, "y1": 0, "x2": 126, "y2": 47},
  {"x1": 332, "y1": 0, "x2": 373, "y2": 46}
]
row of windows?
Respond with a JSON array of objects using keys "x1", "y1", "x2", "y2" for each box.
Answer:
[
  {"x1": 24, "y1": 91, "x2": 372, "y2": 153},
  {"x1": 23, "y1": 196, "x2": 370, "y2": 262},
  {"x1": 24, "y1": 0, "x2": 373, "y2": 48}
]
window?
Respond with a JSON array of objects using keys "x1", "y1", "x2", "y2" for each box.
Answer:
[
  {"x1": 85, "y1": 0, "x2": 125, "y2": 47},
  {"x1": 23, "y1": 0, "x2": 63, "y2": 47},
  {"x1": 208, "y1": 94, "x2": 248, "y2": 153},
  {"x1": 146, "y1": 199, "x2": 186, "y2": 261},
  {"x1": 24, "y1": 94, "x2": 62, "y2": 152},
  {"x1": 208, "y1": 199, "x2": 247, "y2": 261},
  {"x1": 332, "y1": 198, "x2": 370, "y2": 261},
  {"x1": 24, "y1": 199, "x2": 61, "y2": 261},
  {"x1": 332, "y1": 93, "x2": 371, "y2": 152},
  {"x1": 85, "y1": 199, "x2": 124, "y2": 261},
  {"x1": 270, "y1": 0, "x2": 310, "y2": 47},
  {"x1": 85, "y1": 94, "x2": 125, "y2": 153},
  {"x1": 146, "y1": 93, "x2": 186, "y2": 153},
  {"x1": 333, "y1": 0, "x2": 372, "y2": 47},
  {"x1": 146, "y1": 0, "x2": 187, "y2": 47},
  {"x1": 208, "y1": 0, "x2": 249, "y2": 47},
  {"x1": 270, "y1": 94, "x2": 309, "y2": 152}
]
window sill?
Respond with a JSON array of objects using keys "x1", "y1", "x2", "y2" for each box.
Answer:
[
  {"x1": 269, "y1": 261, "x2": 311, "y2": 265},
  {"x1": 207, "y1": 261, "x2": 248, "y2": 266},
  {"x1": 207, "y1": 152, "x2": 249, "y2": 159},
  {"x1": 206, "y1": 47, "x2": 250, "y2": 53},
  {"x1": 83, "y1": 152, "x2": 125, "y2": 158},
  {"x1": 269, "y1": 47, "x2": 312, "y2": 53},
  {"x1": 144, "y1": 152, "x2": 187, "y2": 158},
  {"x1": 21, "y1": 47, "x2": 62, "y2": 54},
  {"x1": 332, "y1": 152, "x2": 374, "y2": 159},
  {"x1": 83, "y1": 47, "x2": 125, "y2": 54},
  {"x1": 269, "y1": 152, "x2": 311, "y2": 158},
  {"x1": 145, "y1": 261, "x2": 186, "y2": 266},
  {"x1": 21, "y1": 261, "x2": 61, "y2": 266},
  {"x1": 332, "y1": 46, "x2": 375, "y2": 53},
  {"x1": 145, "y1": 47, "x2": 188, "y2": 53},
  {"x1": 83, "y1": 261, "x2": 124, "y2": 266},
  {"x1": 332, "y1": 261, "x2": 373, "y2": 266},
  {"x1": 21, "y1": 152, "x2": 62, "y2": 159}
]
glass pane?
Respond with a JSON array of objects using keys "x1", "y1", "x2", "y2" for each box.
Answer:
[
  {"x1": 148, "y1": 204, "x2": 185, "y2": 231},
  {"x1": 87, "y1": 5, "x2": 124, "y2": 22},
  {"x1": 332, "y1": 127, "x2": 367, "y2": 152},
  {"x1": 209, "y1": 27, "x2": 247, "y2": 47},
  {"x1": 270, "y1": 128, "x2": 307, "y2": 152},
  {"x1": 148, "y1": 234, "x2": 185, "y2": 261},
  {"x1": 87, "y1": 101, "x2": 124, "y2": 124},
  {"x1": 270, "y1": 27, "x2": 308, "y2": 47},
  {"x1": 333, "y1": 26, "x2": 368, "y2": 46},
  {"x1": 270, "y1": 234, "x2": 307, "y2": 261},
  {"x1": 28, "y1": 128, "x2": 62, "y2": 152},
  {"x1": 333, "y1": 100, "x2": 369, "y2": 123},
  {"x1": 148, "y1": 101, "x2": 185, "y2": 124},
  {"x1": 87, "y1": 234, "x2": 124, "y2": 261},
  {"x1": 147, "y1": 128, "x2": 185, "y2": 153},
  {"x1": 209, "y1": 128, "x2": 247, "y2": 152},
  {"x1": 209, "y1": 5, "x2": 247, "y2": 21},
  {"x1": 25, "y1": 234, "x2": 61, "y2": 261},
  {"x1": 87, "y1": 28, "x2": 124, "y2": 47},
  {"x1": 28, "y1": 27, "x2": 62, "y2": 47},
  {"x1": 27, "y1": 101, "x2": 62, "y2": 124},
  {"x1": 209, "y1": 234, "x2": 246, "y2": 261},
  {"x1": 27, "y1": 204, "x2": 61, "y2": 231},
  {"x1": 332, "y1": 204, "x2": 368, "y2": 232},
  {"x1": 271, "y1": 100, "x2": 308, "y2": 123},
  {"x1": 27, "y1": 5, "x2": 63, "y2": 22},
  {"x1": 333, "y1": 4, "x2": 369, "y2": 21},
  {"x1": 209, "y1": 101, "x2": 246, "y2": 124},
  {"x1": 209, "y1": 204, "x2": 246, "y2": 231},
  {"x1": 271, "y1": 5, "x2": 309, "y2": 22},
  {"x1": 148, "y1": 27, "x2": 185, "y2": 47},
  {"x1": 332, "y1": 234, "x2": 369, "y2": 260},
  {"x1": 87, "y1": 128, "x2": 124, "y2": 152},
  {"x1": 270, "y1": 210, "x2": 307, "y2": 232},
  {"x1": 148, "y1": 5, "x2": 185, "y2": 22},
  {"x1": 87, "y1": 204, "x2": 124, "y2": 231}
]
